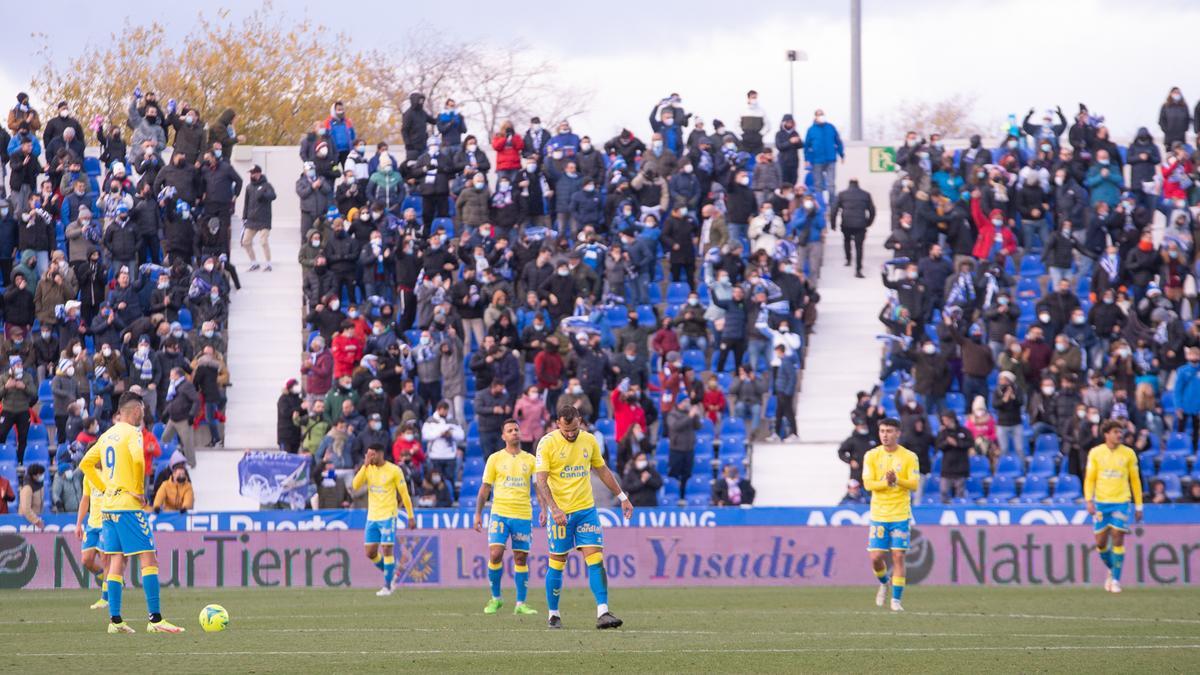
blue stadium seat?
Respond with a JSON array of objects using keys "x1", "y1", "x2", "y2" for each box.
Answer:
[
  {"x1": 1019, "y1": 257, "x2": 1045, "y2": 276},
  {"x1": 178, "y1": 307, "x2": 194, "y2": 331},
  {"x1": 965, "y1": 477, "x2": 985, "y2": 498},
  {"x1": 594, "y1": 418, "x2": 615, "y2": 439},
  {"x1": 605, "y1": 306, "x2": 628, "y2": 328},
  {"x1": 881, "y1": 371, "x2": 903, "y2": 393},
  {"x1": 988, "y1": 475, "x2": 1016, "y2": 499},
  {"x1": 401, "y1": 196, "x2": 422, "y2": 214},
  {"x1": 1054, "y1": 474, "x2": 1082, "y2": 499},
  {"x1": 722, "y1": 418, "x2": 746, "y2": 436},
  {"x1": 0, "y1": 460, "x2": 15, "y2": 486},
  {"x1": 943, "y1": 392, "x2": 965, "y2": 415},
  {"x1": 1017, "y1": 298, "x2": 1036, "y2": 318},
  {"x1": 666, "y1": 282, "x2": 691, "y2": 306},
  {"x1": 466, "y1": 422, "x2": 479, "y2": 441},
  {"x1": 719, "y1": 433, "x2": 746, "y2": 452},
  {"x1": 699, "y1": 418, "x2": 715, "y2": 435},
  {"x1": 1016, "y1": 277, "x2": 1041, "y2": 300},
  {"x1": 465, "y1": 439, "x2": 482, "y2": 457},
  {"x1": 1033, "y1": 434, "x2": 1060, "y2": 456},
  {"x1": 686, "y1": 493, "x2": 710, "y2": 507},
  {"x1": 1155, "y1": 474, "x2": 1183, "y2": 500},
  {"x1": 647, "y1": 284, "x2": 663, "y2": 305},
  {"x1": 1028, "y1": 454, "x2": 1057, "y2": 478},
  {"x1": 636, "y1": 305, "x2": 657, "y2": 328},
  {"x1": 694, "y1": 444, "x2": 715, "y2": 464},
  {"x1": 695, "y1": 431, "x2": 715, "y2": 450},
  {"x1": 38, "y1": 379, "x2": 53, "y2": 402},
  {"x1": 686, "y1": 475, "x2": 711, "y2": 493},
  {"x1": 83, "y1": 157, "x2": 102, "y2": 176},
  {"x1": 969, "y1": 454, "x2": 990, "y2": 477},
  {"x1": 662, "y1": 477, "x2": 681, "y2": 498},
  {"x1": 682, "y1": 349, "x2": 707, "y2": 372},
  {"x1": 1159, "y1": 452, "x2": 1189, "y2": 476},
  {"x1": 23, "y1": 444, "x2": 50, "y2": 467},
  {"x1": 994, "y1": 453, "x2": 1021, "y2": 478},
  {"x1": 460, "y1": 495, "x2": 477, "y2": 510},
  {"x1": 654, "y1": 454, "x2": 669, "y2": 474},
  {"x1": 1138, "y1": 453, "x2": 1157, "y2": 478},
  {"x1": 1020, "y1": 474, "x2": 1049, "y2": 500},
  {"x1": 464, "y1": 456, "x2": 484, "y2": 476},
  {"x1": 930, "y1": 452, "x2": 942, "y2": 476},
  {"x1": 27, "y1": 425, "x2": 48, "y2": 443},
  {"x1": 431, "y1": 217, "x2": 455, "y2": 237},
  {"x1": 38, "y1": 402, "x2": 53, "y2": 424},
  {"x1": 1166, "y1": 432, "x2": 1192, "y2": 454}
]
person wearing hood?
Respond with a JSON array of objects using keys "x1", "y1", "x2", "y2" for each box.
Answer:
[
  {"x1": 1159, "y1": 87, "x2": 1191, "y2": 153},
  {"x1": 366, "y1": 153, "x2": 405, "y2": 215},
  {"x1": 775, "y1": 114, "x2": 803, "y2": 185},
  {"x1": 1126, "y1": 127, "x2": 1161, "y2": 212},
  {"x1": 7, "y1": 92, "x2": 40, "y2": 134},
  {"x1": 198, "y1": 151, "x2": 243, "y2": 256},
  {"x1": 208, "y1": 108, "x2": 243, "y2": 156},
  {"x1": 18, "y1": 463, "x2": 45, "y2": 528},
  {"x1": 401, "y1": 92, "x2": 434, "y2": 161},
  {"x1": 153, "y1": 458, "x2": 194, "y2": 513},
  {"x1": 166, "y1": 104, "x2": 205, "y2": 165},
  {"x1": 603, "y1": 128, "x2": 646, "y2": 166},
  {"x1": 324, "y1": 100, "x2": 356, "y2": 164},
  {"x1": 125, "y1": 90, "x2": 166, "y2": 162}
]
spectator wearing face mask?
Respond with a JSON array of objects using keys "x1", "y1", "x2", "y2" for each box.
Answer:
[
  {"x1": 838, "y1": 414, "x2": 875, "y2": 483},
  {"x1": 153, "y1": 461, "x2": 194, "y2": 513},
  {"x1": 0, "y1": 356, "x2": 36, "y2": 467},
  {"x1": 277, "y1": 378, "x2": 304, "y2": 453},
  {"x1": 803, "y1": 108, "x2": 844, "y2": 199},
  {"x1": 1158, "y1": 87, "x2": 1191, "y2": 153},
  {"x1": 712, "y1": 464, "x2": 755, "y2": 506},
  {"x1": 622, "y1": 452, "x2": 663, "y2": 508},
  {"x1": 125, "y1": 90, "x2": 166, "y2": 161},
  {"x1": 19, "y1": 463, "x2": 45, "y2": 529}
]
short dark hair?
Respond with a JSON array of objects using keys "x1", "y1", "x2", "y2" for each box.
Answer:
[
  {"x1": 502, "y1": 418, "x2": 520, "y2": 430},
  {"x1": 878, "y1": 417, "x2": 901, "y2": 430},
  {"x1": 366, "y1": 443, "x2": 385, "y2": 454},
  {"x1": 557, "y1": 405, "x2": 580, "y2": 422},
  {"x1": 1100, "y1": 419, "x2": 1125, "y2": 435},
  {"x1": 117, "y1": 391, "x2": 143, "y2": 411}
]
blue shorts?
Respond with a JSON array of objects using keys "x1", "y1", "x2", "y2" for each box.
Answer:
[
  {"x1": 488, "y1": 514, "x2": 532, "y2": 552},
  {"x1": 867, "y1": 519, "x2": 910, "y2": 551},
  {"x1": 547, "y1": 507, "x2": 604, "y2": 554},
  {"x1": 81, "y1": 525, "x2": 103, "y2": 552},
  {"x1": 364, "y1": 518, "x2": 397, "y2": 546},
  {"x1": 99, "y1": 510, "x2": 156, "y2": 557},
  {"x1": 1093, "y1": 502, "x2": 1132, "y2": 533}
]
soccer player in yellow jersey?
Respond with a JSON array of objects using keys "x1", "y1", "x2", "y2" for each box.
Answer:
[
  {"x1": 352, "y1": 443, "x2": 416, "y2": 596},
  {"x1": 535, "y1": 405, "x2": 634, "y2": 630},
  {"x1": 473, "y1": 419, "x2": 539, "y2": 616},
  {"x1": 861, "y1": 417, "x2": 920, "y2": 612},
  {"x1": 78, "y1": 393, "x2": 184, "y2": 634},
  {"x1": 1084, "y1": 419, "x2": 1144, "y2": 594},
  {"x1": 75, "y1": 472, "x2": 110, "y2": 610}
]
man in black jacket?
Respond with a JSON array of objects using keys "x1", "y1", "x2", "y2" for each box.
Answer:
[
  {"x1": 935, "y1": 410, "x2": 972, "y2": 502},
  {"x1": 837, "y1": 415, "x2": 875, "y2": 482},
  {"x1": 241, "y1": 165, "x2": 276, "y2": 271},
  {"x1": 400, "y1": 92, "x2": 433, "y2": 161},
  {"x1": 830, "y1": 178, "x2": 876, "y2": 277},
  {"x1": 199, "y1": 152, "x2": 243, "y2": 256}
]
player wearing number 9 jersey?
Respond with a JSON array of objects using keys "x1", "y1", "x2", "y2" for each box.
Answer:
[
  {"x1": 534, "y1": 405, "x2": 634, "y2": 630},
  {"x1": 79, "y1": 394, "x2": 184, "y2": 634}
]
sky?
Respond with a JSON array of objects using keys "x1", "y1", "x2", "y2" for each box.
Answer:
[{"x1": 5, "y1": 0, "x2": 1197, "y2": 142}]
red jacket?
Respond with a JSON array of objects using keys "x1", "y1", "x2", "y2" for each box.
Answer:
[
  {"x1": 491, "y1": 133, "x2": 525, "y2": 171},
  {"x1": 142, "y1": 428, "x2": 162, "y2": 476},
  {"x1": 611, "y1": 388, "x2": 647, "y2": 443},
  {"x1": 533, "y1": 350, "x2": 564, "y2": 390},
  {"x1": 651, "y1": 328, "x2": 680, "y2": 357},
  {"x1": 1162, "y1": 157, "x2": 1195, "y2": 202},
  {"x1": 970, "y1": 198, "x2": 1017, "y2": 260},
  {"x1": 331, "y1": 333, "x2": 364, "y2": 378}
]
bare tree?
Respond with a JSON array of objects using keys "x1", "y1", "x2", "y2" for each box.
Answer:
[
  {"x1": 457, "y1": 42, "x2": 592, "y2": 139},
  {"x1": 874, "y1": 93, "x2": 986, "y2": 141}
]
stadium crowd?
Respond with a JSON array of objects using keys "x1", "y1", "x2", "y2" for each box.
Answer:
[
  {"x1": 839, "y1": 90, "x2": 1200, "y2": 506},
  {"x1": 277, "y1": 91, "x2": 851, "y2": 508},
  {"x1": 0, "y1": 89, "x2": 246, "y2": 525}
]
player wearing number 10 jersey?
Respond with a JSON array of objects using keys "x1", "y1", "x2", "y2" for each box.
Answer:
[
  {"x1": 79, "y1": 394, "x2": 184, "y2": 634},
  {"x1": 534, "y1": 405, "x2": 634, "y2": 630}
]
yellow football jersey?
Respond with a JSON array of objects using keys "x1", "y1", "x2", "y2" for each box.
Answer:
[
  {"x1": 861, "y1": 445, "x2": 920, "y2": 522},
  {"x1": 1084, "y1": 444, "x2": 1143, "y2": 506},
  {"x1": 535, "y1": 429, "x2": 605, "y2": 514},
  {"x1": 84, "y1": 475, "x2": 105, "y2": 529},
  {"x1": 483, "y1": 449, "x2": 536, "y2": 519},
  {"x1": 352, "y1": 461, "x2": 414, "y2": 521},
  {"x1": 80, "y1": 422, "x2": 145, "y2": 511}
]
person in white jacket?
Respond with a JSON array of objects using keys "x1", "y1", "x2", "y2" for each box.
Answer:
[{"x1": 421, "y1": 399, "x2": 464, "y2": 500}]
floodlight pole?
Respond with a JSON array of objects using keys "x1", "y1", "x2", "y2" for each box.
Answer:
[{"x1": 850, "y1": 0, "x2": 863, "y2": 141}]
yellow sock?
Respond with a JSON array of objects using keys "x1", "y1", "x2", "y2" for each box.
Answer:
[
  {"x1": 584, "y1": 552, "x2": 604, "y2": 566},
  {"x1": 369, "y1": 552, "x2": 381, "y2": 563},
  {"x1": 488, "y1": 561, "x2": 503, "y2": 571},
  {"x1": 383, "y1": 555, "x2": 394, "y2": 564},
  {"x1": 514, "y1": 564, "x2": 529, "y2": 573},
  {"x1": 548, "y1": 558, "x2": 566, "y2": 571}
]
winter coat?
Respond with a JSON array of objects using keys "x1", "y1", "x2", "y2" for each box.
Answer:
[
  {"x1": 1159, "y1": 101, "x2": 1191, "y2": 146},
  {"x1": 830, "y1": 184, "x2": 876, "y2": 232},
  {"x1": 296, "y1": 174, "x2": 333, "y2": 215},
  {"x1": 125, "y1": 98, "x2": 166, "y2": 159},
  {"x1": 401, "y1": 93, "x2": 433, "y2": 154},
  {"x1": 803, "y1": 121, "x2": 844, "y2": 164},
  {"x1": 242, "y1": 176, "x2": 276, "y2": 229},
  {"x1": 454, "y1": 185, "x2": 490, "y2": 228},
  {"x1": 207, "y1": 109, "x2": 239, "y2": 155},
  {"x1": 167, "y1": 111, "x2": 206, "y2": 163},
  {"x1": 491, "y1": 132, "x2": 524, "y2": 171}
]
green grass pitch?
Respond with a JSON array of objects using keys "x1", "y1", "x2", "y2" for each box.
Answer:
[{"x1": 3, "y1": 585, "x2": 1199, "y2": 672}]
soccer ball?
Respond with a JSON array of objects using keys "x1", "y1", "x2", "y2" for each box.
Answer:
[{"x1": 199, "y1": 604, "x2": 229, "y2": 632}]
